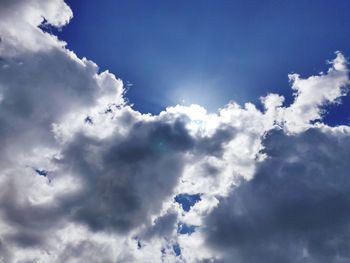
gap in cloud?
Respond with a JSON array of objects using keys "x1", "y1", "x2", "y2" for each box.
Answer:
[
  {"x1": 322, "y1": 92, "x2": 350, "y2": 126},
  {"x1": 172, "y1": 243, "x2": 181, "y2": 257},
  {"x1": 34, "y1": 169, "x2": 48, "y2": 177},
  {"x1": 174, "y1": 193, "x2": 202, "y2": 212},
  {"x1": 177, "y1": 223, "x2": 197, "y2": 235}
]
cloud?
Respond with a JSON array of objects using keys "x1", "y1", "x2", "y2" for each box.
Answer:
[
  {"x1": 57, "y1": 240, "x2": 115, "y2": 263},
  {"x1": 0, "y1": 0, "x2": 350, "y2": 262},
  {"x1": 281, "y1": 52, "x2": 349, "y2": 133},
  {"x1": 204, "y1": 127, "x2": 350, "y2": 262},
  {"x1": 56, "y1": 118, "x2": 194, "y2": 233}
]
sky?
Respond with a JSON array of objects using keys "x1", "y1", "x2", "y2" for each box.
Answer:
[
  {"x1": 57, "y1": 0, "x2": 350, "y2": 123},
  {"x1": 1, "y1": 1, "x2": 350, "y2": 262}
]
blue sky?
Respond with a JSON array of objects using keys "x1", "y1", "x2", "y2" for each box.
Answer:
[{"x1": 59, "y1": 0, "x2": 350, "y2": 125}]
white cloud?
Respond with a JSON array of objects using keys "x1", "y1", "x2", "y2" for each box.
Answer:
[
  {"x1": 0, "y1": 1, "x2": 350, "y2": 262},
  {"x1": 281, "y1": 52, "x2": 349, "y2": 133}
]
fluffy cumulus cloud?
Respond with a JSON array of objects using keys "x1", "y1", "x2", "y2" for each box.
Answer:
[
  {"x1": 204, "y1": 127, "x2": 350, "y2": 263},
  {"x1": 0, "y1": 1, "x2": 350, "y2": 262}
]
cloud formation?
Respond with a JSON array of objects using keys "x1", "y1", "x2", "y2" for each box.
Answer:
[
  {"x1": 205, "y1": 127, "x2": 350, "y2": 263},
  {"x1": 0, "y1": 0, "x2": 350, "y2": 262}
]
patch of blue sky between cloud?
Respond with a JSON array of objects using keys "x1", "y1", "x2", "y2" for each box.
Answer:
[
  {"x1": 174, "y1": 193, "x2": 202, "y2": 212},
  {"x1": 34, "y1": 169, "x2": 48, "y2": 177},
  {"x1": 172, "y1": 243, "x2": 181, "y2": 257},
  {"x1": 177, "y1": 222, "x2": 197, "y2": 235}
]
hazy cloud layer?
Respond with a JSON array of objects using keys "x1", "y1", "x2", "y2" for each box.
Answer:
[{"x1": 0, "y1": 0, "x2": 350, "y2": 262}]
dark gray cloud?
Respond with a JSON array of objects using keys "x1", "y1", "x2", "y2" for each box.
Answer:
[
  {"x1": 204, "y1": 128, "x2": 350, "y2": 263},
  {"x1": 195, "y1": 125, "x2": 236, "y2": 157},
  {"x1": 56, "y1": 118, "x2": 194, "y2": 233},
  {"x1": 138, "y1": 212, "x2": 178, "y2": 240},
  {"x1": 0, "y1": 177, "x2": 66, "y2": 248},
  {"x1": 51, "y1": 116, "x2": 237, "y2": 235}
]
